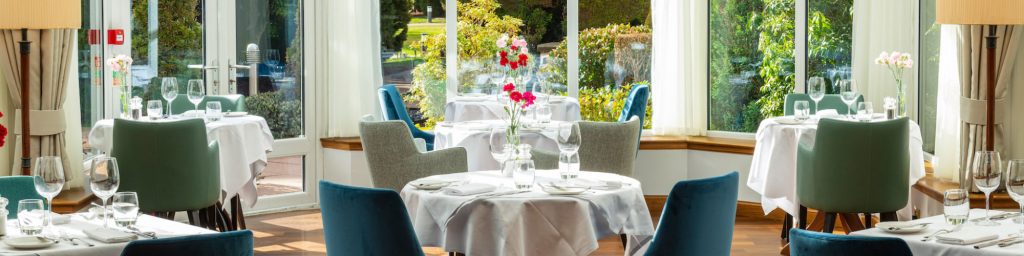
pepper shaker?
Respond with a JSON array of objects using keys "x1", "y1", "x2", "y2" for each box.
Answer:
[{"x1": 884, "y1": 97, "x2": 897, "y2": 120}]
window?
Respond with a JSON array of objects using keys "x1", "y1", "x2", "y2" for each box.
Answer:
[
  {"x1": 577, "y1": 0, "x2": 652, "y2": 127},
  {"x1": 80, "y1": 0, "x2": 104, "y2": 158},
  {"x1": 807, "y1": 0, "x2": 853, "y2": 92},
  {"x1": 381, "y1": 0, "x2": 447, "y2": 128},
  {"x1": 919, "y1": 0, "x2": 939, "y2": 153}
]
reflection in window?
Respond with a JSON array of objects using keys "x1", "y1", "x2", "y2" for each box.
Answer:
[
  {"x1": 382, "y1": 0, "x2": 446, "y2": 128},
  {"x1": 235, "y1": 0, "x2": 304, "y2": 139},
  {"x1": 807, "y1": 0, "x2": 853, "y2": 93},
  {"x1": 919, "y1": 0, "x2": 939, "y2": 153}
]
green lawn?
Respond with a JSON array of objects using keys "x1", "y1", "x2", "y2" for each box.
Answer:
[
  {"x1": 402, "y1": 20, "x2": 445, "y2": 56},
  {"x1": 411, "y1": 17, "x2": 446, "y2": 24}
]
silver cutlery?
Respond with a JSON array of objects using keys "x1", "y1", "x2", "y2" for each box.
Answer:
[
  {"x1": 71, "y1": 238, "x2": 94, "y2": 247},
  {"x1": 886, "y1": 222, "x2": 931, "y2": 231},
  {"x1": 970, "y1": 212, "x2": 1018, "y2": 222},
  {"x1": 63, "y1": 237, "x2": 78, "y2": 246},
  {"x1": 974, "y1": 234, "x2": 1021, "y2": 249},
  {"x1": 922, "y1": 225, "x2": 963, "y2": 242},
  {"x1": 999, "y1": 238, "x2": 1024, "y2": 247}
]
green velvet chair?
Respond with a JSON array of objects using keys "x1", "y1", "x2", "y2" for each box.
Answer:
[
  {"x1": 0, "y1": 176, "x2": 46, "y2": 219},
  {"x1": 359, "y1": 121, "x2": 468, "y2": 191},
  {"x1": 111, "y1": 119, "x2": 224, "y2": 228},
  {"x1": 167, "y1": 95, "x2": 246, "y2": 115},
  {"x1": 797, "y1": 118, "x2": 909, "y2": 233},
  {"x1": 784, "y1": 93, "x2": 863, "y2": 115}
]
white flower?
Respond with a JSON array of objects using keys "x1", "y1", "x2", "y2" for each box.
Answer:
[{"x1": 496, "y1": 34, "x2": 509, "y2": 48}]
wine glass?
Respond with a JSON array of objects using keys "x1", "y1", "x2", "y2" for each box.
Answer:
[
  {"x1": 556, "y1": 122, "x2": 581, "y2": 155},
  {"x1": 1007, "y1": 160, "x2": 1024, "y2": 228},
  {"x1": 489, "y1": 127, "x2": 511, "y2": 171},
  {"x1": 973, "y1": 151, "x2": 1002, "y2": 226},
  {"x1": 808, "y1": 77, "x2": 826, "y2": 112},
  {"x1": 187, "y1": 79, "x2": 205, "y2": 116},
  {"x1": 147, "y1": 100, "x2": 162, "y2": 120},
  {"x1": 838, "y1": 79, "x2": 858, "y2": 118},
  {"x1": 536, "y1": 105, "x2": 552, "y2": 123},
  {"x1": 943, "y1": 189, "x2": 969, "y2": 226},
  {"x1": 32, "y1": 156, "x2": 65, "y2": 231},
  {"x1": 112, "y1": 192, "x2": 140, "y2": 229},
  {"x1": 90, "y1": 156, "x2": 120, "y2": 227},
  {"x1": 161, "y1": 77, "x2": 178, "y2": 117}
]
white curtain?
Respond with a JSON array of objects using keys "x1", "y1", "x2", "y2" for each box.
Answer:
[
  {"x1": 933, "y1": 26, "x2": 964, "y2": 181},
  {"x1": 324, "y1": 0, "x2": 383, "y2": 137},
  {"x1": 650, "y1": 0, "x2": 708, "y2": 136},
  {"x1": 852, "y1": 0, "x2": 919, "y2": 117}
]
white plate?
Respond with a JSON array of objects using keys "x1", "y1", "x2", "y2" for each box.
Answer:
[
  {"x1": 775, "y1": 116, "x2": 808, "y2": 125},
  {"x1": 410, "y1": 179, "x2": 456, "y2": 190},
  {"x1": 4, "y1": 236, "x2": 57, "y2": 250},
  {"x1": 541, "y1": 185, "x2": 589, "y2": 195},
  {"x1": 876, "y1": 221, "x2": 929, "y2": 234},
  {"x1": 225, "y1": 112, "x2": 248, "y2": 117}
]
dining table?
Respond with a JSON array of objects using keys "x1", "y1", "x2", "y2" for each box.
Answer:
[
  {"x1": 88, "y1": 115, "x2": 275, "y2": 208},
  {"x1": 401, "y1": 170, "x2": 655, "y2": 256},
  {"x1": 445, "y1": 94, "x2": 581, "y2": 123},
  {"x1": 433, "y1": 120, "x2": 563, "y2": 171},
  {"x1": 852, "y1": 209, "x2": 1023, "y2": 256},
  {"x1": 0, "y1": 214, "x2": 215, "y2": 256}
]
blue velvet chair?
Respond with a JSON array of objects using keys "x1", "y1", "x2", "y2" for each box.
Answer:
[
  {"x1": 379, "y1": 84, "x2": 434, "y2": 151},
  {"x1": 618, "y1": 84, "x2": 650, "y2": 124},
  {"x1": 120, "y1": 230, "x2": 254, "y2": 256},
  {"x1": 789, "y1": 228, "x2": 912, "y2": 256},
  {"x1": 0, "y1": 176, "x2": 46, "y2": 219},
  {"x1": 319, "y1": 180, "x2": 425, "y2": 256},
  {"x1": 645, "y1": 172, "x2": 739, "y2": 256}
]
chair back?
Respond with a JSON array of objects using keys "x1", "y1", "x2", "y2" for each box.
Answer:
[
  {"x1": 379, "y1": 84, "x2": 435, "y2": 150},
  {"x1": 789, "y1": 228, "x2": 912, "y2": 256},
  {"x1": 121, "y1": 230, "x2": 254, "y2": 256},
  {"x1": 618, "y1": 84, "x2": 650, "y2": 125},
  {"x1": 111, "y1": 119, "x2": 221, "y2": 212},
  {"x1": 578, "y1": 118, "x2": 642, "y2": 176},
  {"x1": 168, "y1": 95, "x2": 247, "y2": 115},
  {"x1": 645, "y1": 172, "x2": 739, "y2": 256},
  {"x1": 784, "y1": 93, "x2": 814, "y2": 115},
  {"x1": 798, "y1": 118, "x2": 909, "y2": 213},
  {"x1": 359, "y1": 121, "x2": 430, "y2": 191},
  {"x1": 0, "y1": 176, "x2": 46, "y2": 219},
  {"x1": 319, "y1": 180, "x2": 425, "y2": 256},
  {"x1": 784, "y1": 93, "x2": 864, "y2": 115}
]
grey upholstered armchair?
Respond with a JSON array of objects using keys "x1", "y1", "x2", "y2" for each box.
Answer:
[
  {"x1": 359, "y1": 121, "x2": 468, "y2": 191},
  {"x1": 533, "y1": 118, "x2": 642, "y2": 177}
]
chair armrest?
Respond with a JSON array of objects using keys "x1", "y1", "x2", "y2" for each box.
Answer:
[
  {"x1": 418, "y1": 147, "x2": 468, "y2": 175},
  {"x1": 413, "y1": 138, "x2": 428, "y2": 153},
  {"x1": 411, "y1": 127, "x2": 435, "y2": 142}
]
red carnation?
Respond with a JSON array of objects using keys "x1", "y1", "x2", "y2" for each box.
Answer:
[
  {"x1": 509, "y1": 91, "x2": 522, "y2": 102},
  {"x1": 522, "y1": 91, "x2": 536, "y2": 108},
  {"x1": 499, "y1": 51, "x2": 508, "y2": 59},
  {"x1": 500, "y1": 57, "x2": 509, "y2": 67},
  {"x1": 510, "y1": 61, "x2": 519, "y2": 70},
  {"x1": 503, "y1": 83, "x2": 515, "y2": 92},
  {"x1": 0, "y1": 111, "x2": 6, "y2": 148},
  {"x1": 511, "y1": 46, "x2": 519, "y2": 52},
  {"x1": 518, "y1": 53, "x2": 528, "y2": 62}
]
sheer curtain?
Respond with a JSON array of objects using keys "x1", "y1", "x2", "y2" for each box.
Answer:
[
  {"x1": 933, "y1": 26, "x2": 963, "y2": 181},
  {"x1": 324, "y1": 0, "x2": 383, "y2": 137},
  {"x1": 852, "y1": 0, "x2": 918, "y2": 116},
  {"x1": 650, "y1": 0, "x2": 707, "y2": 136}
]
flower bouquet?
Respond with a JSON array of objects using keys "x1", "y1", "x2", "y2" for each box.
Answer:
[
  {"x1": 107, "y1": 55, "x2": 133, "y2": 118},
  {"x1": 0, "y1": 111, "x2": 8, "y2": 149},
  {"x1": 875, "y1": 51, "x2": 913, "y2": 117},
  {"x1": 495, "y1": 35, "x2": 535, "y2": 146}
]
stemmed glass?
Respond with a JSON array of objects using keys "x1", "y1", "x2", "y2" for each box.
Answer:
[
  {"x1": 32, "y1": 156, "x2": 65, "y2": 232},
  {"x1": 90, "y1": 156, "x2": 120, "y2": 227},
  {"x1": 807, "y1": 77, "x2": 826, "y2": 113},
  {"x1": 1007, "y1": 160, "x2": 1024, "y2": 229},
  {"x1": 161, "y1": 77, "x2": 178, "y2": 117},
  {"x1": 489, "y1": 127, "x2": 513, "y2": 173},
  {"x1": 187, "y1": 79, "x2": 205, "y2": 116},
  {"x1": 556, "y1": 122, "x2": 581, "y2": 182},
  {"x1": 838, "y1": 79, "x2": 858, "y2": 118},
  {"x1": 973, "y1": 151, "x2": 1003, "y2": 226}
]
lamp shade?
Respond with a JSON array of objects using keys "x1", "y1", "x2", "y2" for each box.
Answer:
[
  {"x1": 936, "y1": 0, "x2": 1024, "y2": 25},
  {"x1": 0, "y1": 0, "x2": 81, "y2": 29}
]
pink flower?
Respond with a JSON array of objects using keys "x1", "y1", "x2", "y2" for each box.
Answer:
[
  {"x1": 496, "y1": 34, "x2": 509, "y2": 48},
  {"x1": 503, "y1": 83, "x2": 515, "y2": 92},
  {"x1": 509, "y1": 91, "x2": 522, "y2": 102},
  {"x1": 520, "y1": 46, "x2": 528, "y2": 54},
  {"x1": 512, "y1": 38, "x2": 528, "y2": 49}
]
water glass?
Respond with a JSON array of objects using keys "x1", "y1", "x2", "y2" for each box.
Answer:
[
  {"x1": 206, "y1": 101, "x2": 223, "y2": 121},
  {"x1": 857, "y1": 102, "x2": 874, "y2": 121},
  {"x1": 536, "y1": 105, "x2": 553, "y2": 123},
  {"x1": 161, "y1": 77, "x2": 178, "y2": 117},
  {"x1": 112, "y1": 192, "x2": 140, "y2": 229},
  {"x1": 32, "y1": 156, "x2": 65, "y2": 229},
  {"x1": 559, "y1": 152, "x2": 580, "y2": 183},
  {"x1": 1007, "y1": 160, "x2": 1024, "y2": 228},
  {"x1": 513, "y1": 159, "x2": 536, "y2": 190},
  {"x1": 973, "y1": 150, "x2": 1002, "y2": 226},
  {"x1": 90, "y1": 156, "x2": 120, "y2": 227},
  {"x1": 17, "y1": 199, "x2": 45, "y2": 235},
  {"x1": 793, "y1": 101, "x2": 810, "y2": 121},
  {"x1": 147, "y1": 100, "x2": 163, "y2": 120},
  {"x1": 943, "y1": 189, "x2": 969, "y2": 226}
]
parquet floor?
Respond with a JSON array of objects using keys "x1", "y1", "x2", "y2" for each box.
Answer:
[{"x1": 248, "y1": 208, "x2": 786, "y2": 256}]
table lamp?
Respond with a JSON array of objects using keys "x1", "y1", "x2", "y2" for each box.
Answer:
[
  {"x1": 935, "y1": 0, "x2": 1024, "y2": 152},
  {"x1": 0, "y1": 0, "x2": 81, "y2": 175}
]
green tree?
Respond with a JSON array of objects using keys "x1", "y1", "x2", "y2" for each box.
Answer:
[
  {"x1": 754, "y1": 0, "x2": 795, "y2": 119},
  {"x1": 381, "y1": 0, "x2": 412, "y2": 52},
  {"x1": 130, "y1": 0, "x2": 203, "y2": 81}
]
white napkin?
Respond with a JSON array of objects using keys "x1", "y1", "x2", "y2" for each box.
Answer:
[
  {"x1": 441, "y1": 183, "x2": 496, "y2": 196},
  {"x1": 51, "y1": 213, "x2": 71, "y2": 225},
  {"x1": 936, "y1": 230, "x2": 999, "y2": 245},
  {"x1": 815, "y1": 109, "x2": 840, "y2": 118},
  {"x1": 84, "y1": 227, "x2": 137, "y2": 243},
  {"x1": 410, "y1": 179, "x2": 454, "y2": 187}
]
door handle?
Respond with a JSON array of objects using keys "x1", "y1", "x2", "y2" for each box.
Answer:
[
  {"x1": 228, "y1": 58, "x2": 259, "y2": 95},
  {"x1": 188, "y1": 60, "x2": 219, "y2": 93}
]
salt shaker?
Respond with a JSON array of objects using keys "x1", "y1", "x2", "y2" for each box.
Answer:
[
  {"x1": 884, "y1": 97, "x2": 897, "y2": 120},
  {"x1": 130, "y1": 96, "x2": 143, "y2": 120}
]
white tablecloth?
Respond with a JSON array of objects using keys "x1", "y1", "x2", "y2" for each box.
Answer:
[
  {"x1": 1, "y1": 214, "x2": 216, "y2": 256},
  {"x1": 746, "y1": 116, "x2": 926, "y2": 219},
  {"x1": 88, "y1": 116, "x2": 275, "y2": 207},
  {"x1": 852, "y1": 209, "x2": 1022, "y2": 256},
  {"x1": 401, "y1": 171, "x2": 655, "y2": 256},
  {"x1": 434, "y1": 120, "x2": 562, "y2": 171},
  {"x1": 444, "y1": 96, "x2": 581, "y2": 123}
]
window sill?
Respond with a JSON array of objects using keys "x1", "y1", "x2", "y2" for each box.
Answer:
[
  {"x1": 913, "y1": 163, "x2": 1017, "y2": 209},
  {"x1": 320, "y1": 135, "x2": 755, "y2": 155}
]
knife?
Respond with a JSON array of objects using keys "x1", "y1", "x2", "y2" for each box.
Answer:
[
  {"x1": 974, "y1": 235, "x2": 1020, "y2": 249},
  {"x1": 999, "y1": 238, "x2": 1024, "y2": 247}
]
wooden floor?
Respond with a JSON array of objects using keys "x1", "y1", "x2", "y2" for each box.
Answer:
[{"x1": 248, "y1": 208, "x2": 785, "y2": 256}]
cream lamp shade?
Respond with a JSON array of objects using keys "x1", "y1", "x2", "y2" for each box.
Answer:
[
  {"x1": 936, "y1": 0, "x2": 1024, "y2": 25},
  {"x1": 0, "y1": 0, "x2": 81, "y2": 29}
]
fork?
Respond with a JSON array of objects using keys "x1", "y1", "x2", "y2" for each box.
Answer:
[{"x1": 922, "y1": 225, "x2": 963, "y2": 242}]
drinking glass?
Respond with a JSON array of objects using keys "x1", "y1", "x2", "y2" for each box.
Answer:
[
  {"x1": 1007, "y1": 160, "x2": 1024, "y2": 229},
  {"x1": 32, "y1": 156, "x2": 64, "y2": 230},
  {"x1": 973, "y1": 150, "x2": 1003, "y2": 226},
  {"x1": 90, "y1": 156, "x2": 120, "y2": 227},
  {"x1": 838, "y1": 79, "x2": 858, "y2": 118},
  {"x1": 146, "y1": 100, "x2": 162, "y2": 120},
  {"x1": 857, "y1": 102, "x2": 874, "y2": 121},
  {"x1": 556, "y1": 122, "x2": 581, "y2": 155},
  {"x1": 161, "y1": 77, "x2": 178, "y2": 117},
  {"x1": 808, "y1": 77, "x2": 826, "y2": 110},
  {"x1": 513, "y1": 159, "x2": 536, "y2": 190},
  {"x1": 187, "y1": 79, "x2": 205, "y2": 115},
  {"x1": 112, "y1": 192, "x2": 140, "y2": 229},
  {"x1": 489, "y1": 127, "x2": 511, "y2": 169},
  {"x1": 794, "y1": 101, "x2": 810, "y2": 122},
  {"x1": 17, "y1": 199, "x2": 45, "y2": 235},
  {"x1": 943, "y1": 189, "x2": 969, "y2": 226},
  {"x1": 206, "y1": 101, "x2": 223, "y2": 122},
  {"x1": 559, "y1": 151, "x2": 580, "y2": 183},
  {"x1": 536, "y1": 105, "x2": 552, "y2": 123}
]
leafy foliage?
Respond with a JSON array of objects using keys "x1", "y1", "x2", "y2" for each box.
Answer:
[
  {"x1": 578, "y1": 83, "x2": 652, "y2": 128},
  {"x1": 381, "y1": 0, "x2": 412, "y2": 51},
  {"x1": 549, "y1": 24, "x2": 651, "y2": 89},
  {"x1": 755, "y1": 0, "x2": 796, "y2": 119},
  {"x1": 130, "y1": 0, "x2": 203, "y2": 81},
  {"x1": 246, "y1": 91, "x2": 303, "y2": 138}
]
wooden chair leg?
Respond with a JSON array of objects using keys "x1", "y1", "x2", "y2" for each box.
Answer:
[
  {"x1": 781, "y1": 214, "x2": 793, "y2": 239},
  {"x1": 822, "y1": 212, "x2": 837, "y2": 234},
  {"x1": 863, "y1": 213, "x2": 873, "y2": 228},
  {"x1": 187, "y1": 210, "x2": 197, "y2": 226},
  {"x1": 232, "y1": 196, "x2": 247, "y2": 230},
  {"x1": 798, "y1": 206, "x2": 808, "y2": 230},
  {"x1": 839, "y1": 213, "x2": 865, "y2": 233},
  {"x1": 880, "y1": 212, "x2": 898, "y2": 222}
]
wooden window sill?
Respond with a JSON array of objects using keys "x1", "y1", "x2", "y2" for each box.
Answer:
[
  {"x1": 321, "y1": 135, "x2": 755, "y2": 155},
  {"x1": 914, "y1": 162, "x2": 1017, "y2": 209}
]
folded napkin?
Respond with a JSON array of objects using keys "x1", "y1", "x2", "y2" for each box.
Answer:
[
  {"x1": 815, "y1": 109, "x2": 840, "y2": 118},
  {"x1": 51, "y1": 213, "x2": 71, "y2": 225},
  {"x1": 441, "y1": 183, "x2": 496, "y2": 196},
  {"x1": 936, "y1": 230, "x2": 999, "y2": 245},
  {"x1": 84, "y1": 227, "x2": 137, "y2": 243}
]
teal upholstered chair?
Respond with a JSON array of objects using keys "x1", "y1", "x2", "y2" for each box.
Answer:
[
  {"x1": 0, "y1": 176, "x2": 46, "y2": 219},
  {"x1": 379, "y1": 84, "x2": 434, "y2": 151},
  {"x1": 319, "y1": 180, "x2": 425, "y2": 256},
  {"x1": 359, "y1": 121, "x2": 468, "y2": 191},
  {"x1": 168, "y1": 95, "x2": 246, "y2": 115},
  {"x1": 784, "y1": 93, "x2": 863, "y2": 115},
  {"x1": 111, "y1": 119, "x2": 222, "y2": 227},
  {"x1": 798, "y1": 118, "x2": 909, "y2": 232},
  {"x1": 645, "y1": 172, "x2": 739, "y2": 256},
  {"x1": 619, "y1": 84, "x2": 648, "y2": 154},
  {"x1": 121, "y1": 230, "x2": 254, "y2": 256},
  {"x1": 789, "y1": 228, "x2": 912, "y2": 256}
]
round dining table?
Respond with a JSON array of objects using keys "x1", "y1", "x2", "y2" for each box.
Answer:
[
  {"x1": 444, "y1": 94, "x2": 582, "y2": 123},
  {"x1": 401, "y1": 170, "x2": 655, "y2": 256},
  {"x1": 434, "y1": 120, "x2": 563, "y2": 171}
]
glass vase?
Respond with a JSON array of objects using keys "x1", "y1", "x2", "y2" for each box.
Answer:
[{"x1": 896, "y1": 82, "x2": 906, "y2": 117}]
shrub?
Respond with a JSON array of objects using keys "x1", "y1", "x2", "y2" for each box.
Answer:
[
  {"x1": 578, "y1": 83, "x2": 652, "y2": 129},
  {"x1": 246, "y1": 91, "x2": 303, "y2": 138},
  {"x1": 549, "y1": 24, "x2": 651, "y2": 89},
  {"x1": 381, "y1": 0, "x2": 412, "y2": 52}
]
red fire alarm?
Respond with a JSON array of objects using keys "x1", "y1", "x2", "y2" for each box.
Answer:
[{"x1": 107, "y1": 29, "x2": 124, "y2": 45}]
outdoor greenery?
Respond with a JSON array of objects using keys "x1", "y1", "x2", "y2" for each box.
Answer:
[
  {"x1": 247, "y1": 90, "x2": 303, "y2": 138},
  {"x1": 130, "y1": 0, "x2": 203, "y2": 81},
  {"x1": 578, "y1": 83, "x2": 652, "y2": 128},
  {"x1": 550, "y1": 24, "x2": 651, "y2": 89},
  {"x1": 381, "y1": 0, "x2": 412, "y2": 52}
]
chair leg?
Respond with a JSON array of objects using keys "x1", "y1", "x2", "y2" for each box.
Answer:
[
  {"x1": 232, "y1": 196, "x2": 247, "y2": 230},
  {"x1": 620, "y1": 234, "x2": 628, "y2": 249},
  {"x1": 863, "y1": 213, "x2": 873, "y2": 228},
  {"x1": 798, "y1": 206, "x2": 808, "y2": 230},
  {"x1": 187, "y1": 210, "x2": 197, "y2": 226},
  {"x1": 822, "y1": 212, "x2": 837, "y2": 234},
  {"x1": 880, "y1": 212, "x2": 898, "y2": 222},
  {"x1": 781, "y1": 214, "x2": 793, "y2": 239},
  {"x1": 839, "y1": 213, "x2": 865, "y2": 233}
]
